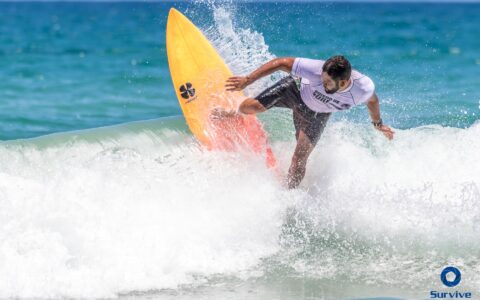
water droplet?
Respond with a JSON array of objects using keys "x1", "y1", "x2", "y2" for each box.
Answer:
[{"x1": 449, "y1": 47, "x2": 461, "y2": 55}]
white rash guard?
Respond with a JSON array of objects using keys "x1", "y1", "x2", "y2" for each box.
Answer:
[{"x1": 290, "y1": 57, "x2": 375, "y2": 113}]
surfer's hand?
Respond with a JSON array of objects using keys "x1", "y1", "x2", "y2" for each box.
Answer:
[
  {"x1": 225, "y1": 76, "x2": 250, "y2": 91},
  {"x1": 375, "y1": 124, "x2": 395, "y2": 140},
  {"x1": 210, "y1": 107, "x2": 238, "y2": 120}
]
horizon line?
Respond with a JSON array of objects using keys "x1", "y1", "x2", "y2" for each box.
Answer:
[{"x1": 0, "y1": 0, "x2": 479, "y2": 3}]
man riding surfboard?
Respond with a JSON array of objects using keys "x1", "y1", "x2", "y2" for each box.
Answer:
[{"x1": 213, "y1": 56, "x2": 395, "y2": 189}]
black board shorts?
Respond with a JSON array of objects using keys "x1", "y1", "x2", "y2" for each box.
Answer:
[{"x1": 255, "y1": 76, "x2": 331, "y2": 145}]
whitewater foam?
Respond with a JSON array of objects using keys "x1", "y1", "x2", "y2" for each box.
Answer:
[
  {"x1": 0, "y1": 121, "x2": 289, "y2": 298},
  {"x1": 1, "y1": 118, "x2": 479, "y2": 297}
]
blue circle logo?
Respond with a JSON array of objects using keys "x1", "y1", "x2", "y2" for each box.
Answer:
[{"x1": 441, "y1": 266, "x2": 461, "y2": 287}]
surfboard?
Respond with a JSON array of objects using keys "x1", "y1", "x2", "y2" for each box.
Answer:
[{"x1": 166, "y1": 8, "x2": 276, "y2": 168}]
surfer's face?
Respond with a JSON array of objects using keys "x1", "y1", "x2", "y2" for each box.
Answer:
[
  {"x1": 322, "y1": 72, "x2": 350, "y2": 94},
  {"x1": 322, "y1": 72, "x2": 340, "y2": 94}
]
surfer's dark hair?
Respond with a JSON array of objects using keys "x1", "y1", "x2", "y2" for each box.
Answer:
[{"x1": 323, "y1": 55, "x2": 352, "y2": 81}]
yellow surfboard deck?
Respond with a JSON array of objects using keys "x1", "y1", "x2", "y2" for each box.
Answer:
[{"x1": 166, "y1": 8, "x2": 275, "y2": 167}]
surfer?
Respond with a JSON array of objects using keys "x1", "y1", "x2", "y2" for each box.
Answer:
[{"x1": 215, "y1": 56, "x2": 395, "y2": 189}]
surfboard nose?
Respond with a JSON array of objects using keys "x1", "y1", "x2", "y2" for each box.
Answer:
[{"x1": 168, "y1": 8, "x2": 180, "y2": 19}]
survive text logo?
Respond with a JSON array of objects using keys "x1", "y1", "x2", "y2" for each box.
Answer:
[{"x1": 430, "y1": 266, "x2": 472, "y2": 299}]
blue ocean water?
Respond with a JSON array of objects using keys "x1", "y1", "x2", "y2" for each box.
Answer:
[
  {"x1": 1, "y1": 2, "x2": 480, "y2": 300},
  {"x1": 0, "y1": 2, "x2": 479, "y2": 140}
]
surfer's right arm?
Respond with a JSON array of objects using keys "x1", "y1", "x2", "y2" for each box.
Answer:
[
  {"x1": 225, "y1": 57, "x2": 295, "y2": 91},
  {"x1": 216, "y1": 58, "x2": 295, "y2": 117}
]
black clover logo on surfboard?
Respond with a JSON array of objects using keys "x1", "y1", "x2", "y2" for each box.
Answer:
[{"x1": 179, "y1": 82, "x2": 197, "y2": 103}]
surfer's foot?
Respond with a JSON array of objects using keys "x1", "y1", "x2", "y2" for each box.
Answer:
[{"x1": 210, "y1": 107, "x2": 238, "y2": 120}]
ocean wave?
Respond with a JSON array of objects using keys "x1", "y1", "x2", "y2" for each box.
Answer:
[{"x1": 0, "y1": 116, "x2": 479, "y2": 297}]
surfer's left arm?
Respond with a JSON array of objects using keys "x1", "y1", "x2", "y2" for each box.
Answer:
[{"x1": 366, "y1": 93, "x2": 395, "y2": 140}]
